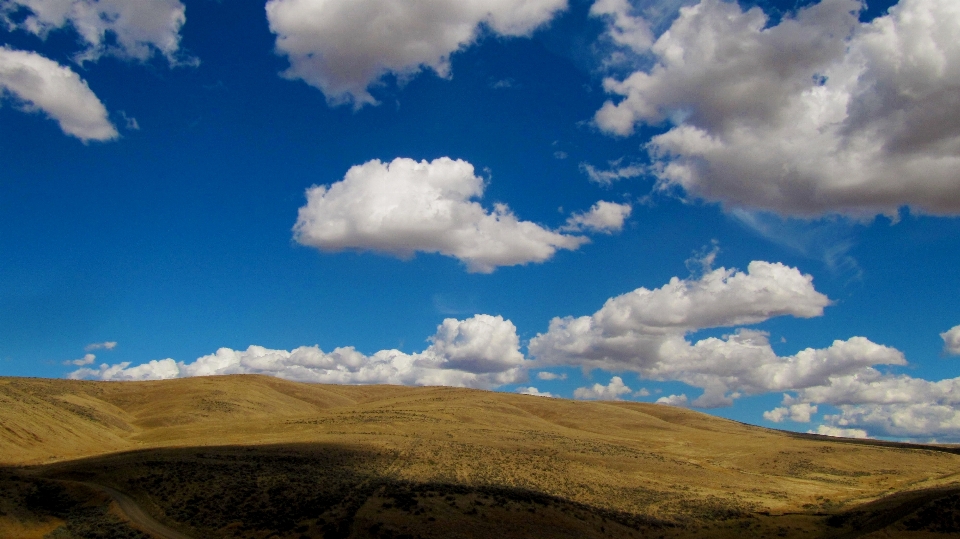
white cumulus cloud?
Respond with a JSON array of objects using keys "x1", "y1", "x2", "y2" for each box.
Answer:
[
  {"x1": 764, "y1": 402, "x2": 817, "y2": 423},
  {"x1": 589, "y1": 0, "x2": 653, "y2": 53},
  {"x1": 425, "y1": 314, "x2": 526, "y2": 373},
  {"x1": 530, "y1": 261, "x2": 830, "y2": 370},
  {"x1": 563, "y1": 201, "x2": 632, "y2": 233},
  {"x1": 0, "y1": 47, "x2": 117, "y2": 141},
  {"x1": 941, "y1": 324, "x2": 960, "y2": 355},
  {"x1": 662, "y1": 332, "x2": 905, "y2": 407},
  {"x1": 293, "y1": 157, "x2": 589, "y2": 273},
  {"x1": 573, "y1": 375, "x2": 632, "y2": 400},
  {"x1": 1, "y1": 0, "x2": 187, "y2": 63},
  {"x1": 656, "y1": 394, "x2": 688, "y2": 406},
  {"x1": 784, "y1": 369, "x2": 960, "y2": 439},
  {"x1": 69, "y1": 314, "x2": 528, "y2": 390},
  {"x1": 266, "y1": 0, "x2": 567, "y2": 107},
  {"x1": 529, "y1": 260, "x2": 916, "y2": 408},
  {"x1": 594, "y1": 0, "x2": 960, "y2": 216},
  {"x1": 822, "y1": 403, "x2": 960, "y2": 440}
]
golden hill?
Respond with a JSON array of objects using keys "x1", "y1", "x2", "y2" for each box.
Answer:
[{"x1": 2, "y1": 375, "x2": 959, "y2": 538}]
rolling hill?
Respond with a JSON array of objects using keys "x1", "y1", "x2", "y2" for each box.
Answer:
[{"x1": 1, "y1": 375, "x2": 958, "y2": 538}]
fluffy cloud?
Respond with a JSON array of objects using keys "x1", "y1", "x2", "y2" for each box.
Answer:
[
  {"x1": 293, "y1": 157, "x2": 589, "y2": 273},
  {"x1": 792, "y1": 371, "x2": 960, "y2": 407},
  {"x1": 563, "y1": 201, "x2": 632, "y2": 233},
  {"x1": 266, "y1": 0, "x2": 567, "y2": 107},
  {"x1": 589, "y1": 0, "x2": 653, "y2": 52},
  {"x1": 536, "y1": 371, "x2": 566, "y2": 380},
  {"x1": 530, "y1": 261, "x2": 830, "y2": 369},
  {"x1": 822, "y1": 403, "x2": 960, "y2": 439},
  {"x1": 0, "y1": 47, "x2": 117, "y2": 141},
  {"x1": 85, "y1": 341, "x2": 117, "y2": 351},
  {"x1": 69, "y1": 314, "x2": 528, "y2": 389},
  {"x1": 764, "y1": 402, "x2": 817, "y2": 423},
  {"x1": 656, "y1": 394, "x2": 687, "y2": 406},
  {"x1": 529, "y1": 261, "x2": 917, "y2": 408},
  {"x1": 573, "y1": 376, "x2": 632, "y2": 400},
  {"x1": 663, "y1": 332, "x2": 904, "y2": 407},
  {"x1": 942, "y1": 325, "x2": 960, "y2": 355},
  {"x1": 1, "y1": 0, "x2": 187, "y2": 63},
  {"x1": 425, "y1": 315, "x2": 525, "y2": 373},
  {"x1": 779, "y1": 366, "x2": 960, "y2": 438},
  {"x1": 781, "y1": 369, "x2": 960, "y2": 439},
  {"x1": 594, "y1": 0, "x2": 960, "y2": 216}
]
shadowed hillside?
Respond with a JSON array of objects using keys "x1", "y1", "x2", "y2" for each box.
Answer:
[{"x1": 2, "y1": 375, "x2": 959, "y2": 538}]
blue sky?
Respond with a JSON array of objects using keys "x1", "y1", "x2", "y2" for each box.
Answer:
[{"x1": 2, "y1": 0, "x2": 959, "y2": 440}]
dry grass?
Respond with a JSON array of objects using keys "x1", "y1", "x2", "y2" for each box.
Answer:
[{"x1": 2, "y1": 375, "x2": 959, "y2": 538}]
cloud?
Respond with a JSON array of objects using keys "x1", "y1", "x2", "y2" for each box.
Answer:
[
  {"x1": 730, "y1": 210, "x2": 862, "y2": 278},
  {"x1": 85, "y1": 341, "x2": 117, "y2": 352},
  {"x1": 573, "y1": 375, "x2": 632, "y2": 400},
  {"x1": 820, "y1": 403, "x2": 960, "y2": 440},
  {"x1": 1, "y1": 0, "x2": 187, "y2": 63},
  {"x1": 591, "y1": 0, "x2": 695, "y2": 51},
  {"x1": 536, "y1": 371, "x2": 566, "y2": 380},
  {"x1": 783, "y1": 369, "x2": 960, "y2": 439},
  {"x1": 656, "y1": 394, "x2": 688, "y2": 406},
  {"x1": 666, "y1": 332, "x2": 904, "y2": 408},
  {"x1": 594, "y1": 0, "x2": 960, "y2": 217},
  {"x1": 942, "y1": 324, "x2": 960, "y2": 355},
  {"x1": 530, "y1": 261, "x2": 919, "y2": 408},
  {"x1": 530, "y1": 261, "x2": 830, "y2": 367},
  {"x1": 266, "y1": 0, "x2": 567, "y2": 107},
  {"x1": 69, "y1": 314, "x2": 527, "y2": 390},
  {"x1": 811, "y1": 425, "x2": 868, "y2": 439},
  {"x1": 64, "y1": 353, "x2": 96, "y2": 366},
  {"x1": 764, "y1": 402, "x2": 817, "y2": 423},
  {"x1": 425, "y1": 314, "x2": 525, "y2": 373},
  {"x1": 579, "y1": 161, "x2": 644, "y2": 186},
  {"x1": 119, "y1": 111, "x2": 139, "y2": 131},
  {"x1": 516, "y1": 386, "x2": 554, "y2": 397},
  {"x1": 791, "y1": 370, "x2": 960, "y2": 407},
  {"x1": 293, "y1": 157, "x2": 589, "y2": 273},
  {"x1": 0, "y1": 47, "x2": 117, "y2": 141},
  {"x1": 683, "y1": 240, "x2": 718, "y2": 276},
  {"x1": 589, "y1": 0, "x2": 653, "y2": 53},
  {"x1": 737, "y1": 333, "x2": 960, "y2": 439},
  {"x1": 563, "y1": 201, "x2": 631, "y2": 233}
]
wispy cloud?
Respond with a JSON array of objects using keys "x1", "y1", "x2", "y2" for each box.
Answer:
[
  {"x1": 85, "y1": 341, "x2": 117, "y2": 352},
  {"x1": 730, "y1": 210, "x2": 862, "y2": 278},
  {"x1": 579, "y1": 159, "x2": 644, "y2": 186}
]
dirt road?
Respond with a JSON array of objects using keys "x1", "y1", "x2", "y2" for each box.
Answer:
[{"x1": 80, "y1": 482, "x2": 193, "y2": 539}]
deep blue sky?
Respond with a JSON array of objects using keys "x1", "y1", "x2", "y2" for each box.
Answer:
[{"x1": 2, "y1": 0, "x2": 958, "y2": 440}]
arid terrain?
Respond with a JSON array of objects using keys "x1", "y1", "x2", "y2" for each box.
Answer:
[{"x1": 1, "y1": 375, "x2": 958, "y2": 538}]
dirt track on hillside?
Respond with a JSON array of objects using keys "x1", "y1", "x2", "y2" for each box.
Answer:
[{"x1": 78, "y1": 482, "x2": 193, "y2": 539}]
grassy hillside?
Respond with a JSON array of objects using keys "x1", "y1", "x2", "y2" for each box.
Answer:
[{"x1": 2, "y1": 375, "x2": 959, "y2": 538}]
